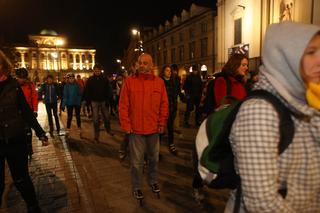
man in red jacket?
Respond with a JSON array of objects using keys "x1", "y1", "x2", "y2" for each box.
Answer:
[
  {"x1": 119, "y1": 53, "x2": 169, "y2": 201},
  {"x1": 15, "y1": 68, "x2": 38, "y2": 160}
]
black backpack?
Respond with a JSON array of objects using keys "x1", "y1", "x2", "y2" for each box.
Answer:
[{"x1": 201, "y1": 72, "x2": 232, "y2": 115}]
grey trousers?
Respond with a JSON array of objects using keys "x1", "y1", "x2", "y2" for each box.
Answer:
[
  {"x1": 91, "y1": 101, "x2": 110, "y2": 139},
  {"x1": 129, "y1": 133, "x2": 159, "y2": 190}
]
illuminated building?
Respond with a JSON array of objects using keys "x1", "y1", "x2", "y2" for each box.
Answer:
[
  {"x1": 123, "y1": 3, "x2": 215, "y2": 79},
  {"x1": 216, "y1": 0, "x2": 320, "y2": 72},
  {"x1": 13, "y1": 29, "x2": 96, "y2": 82}
]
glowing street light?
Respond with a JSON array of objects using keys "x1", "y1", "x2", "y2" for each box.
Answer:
[
  {"x1": 131, "y1": 28, "x2": 144, "y2": 54},
  {"x1": 116, "y1": 59, "x2": 121, "y2": 63},
  {"x1": 131, "y1": 28, "x2": 139, "y2": 36}
]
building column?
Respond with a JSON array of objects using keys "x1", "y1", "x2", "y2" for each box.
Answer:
[
  {"x1": 73, "y1": 53, "x2": 76, "y2": 70},
  {"x1": 46, "y1": 53, "x2": 49, "y2": 70},
  {"x1": 92, "y1": 53, "x2": 95, "y2": 69},
  {"x1": 20, "y1": 52, "x2": 26, "y2": 68},
  {"x1": 217, "y1": 0, "x2": 226, "y2": 68},
  {"x1": 58, "y1": 51, "x2": 61, "y2": 71},
  {"x1": 79, "y1": 53, "x2": 83, "y2": 70}
]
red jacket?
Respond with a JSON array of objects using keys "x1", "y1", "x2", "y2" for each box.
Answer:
[
  {"x1": 119, "y1": 73, "x2": 169, "y2": 135},
  {"x1": 21, "y1": 82, "x2": 38, "y2": 112},
  {"x1": 214, "y1": 76, "x2": 247, "y2": 109}
]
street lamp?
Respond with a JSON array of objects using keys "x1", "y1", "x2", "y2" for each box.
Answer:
[
  {"x1": 131, "y1": 29, "x2": 139, "y2": 36},
  {"x1": 115, "y1": 59, "x2": 125, "y2": 74},
  {"x1": 131, "y1": 28, "x2": 143, "y2": 54}
]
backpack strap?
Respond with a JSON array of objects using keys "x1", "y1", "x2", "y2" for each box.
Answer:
[{"x1": 247, "y1": 90, "x2": 294, "y2": 154}]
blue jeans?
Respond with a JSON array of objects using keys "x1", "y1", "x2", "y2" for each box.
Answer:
[
  {"x1": 91, "y1": 101, "x2": 110, "y2": 139},
  {"x1": 129, "y1": 133, "x2": 159, "y2": 190}
]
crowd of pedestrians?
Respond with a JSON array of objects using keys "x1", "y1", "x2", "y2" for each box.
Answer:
[{"x1": 0, "y1": 21, "x2": 320, "y2": 212}]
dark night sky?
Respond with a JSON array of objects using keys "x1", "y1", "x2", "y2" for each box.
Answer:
[{"x1": 0, "y1": 0, "x2": 215, "y2": 72}]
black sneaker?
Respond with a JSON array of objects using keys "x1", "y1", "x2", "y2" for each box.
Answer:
[
  {"x1": 150, "y1": 183, "x2": 160, "y2": 193},
  {"x1": 169, "y1": 144, "x2": 178, "y2": 156},
  {"x1": 107, "y1": 130, "x2": 115, "y2": 136},
  {"x1": 133, "y1": 189, "x2": 144, "y2": 199},
  {"x1": 183, "y1": 123, "x2": 190, "y2": 128},
  {"x1": 27, "y1": 204, "x2": 41, "y2": 213}
]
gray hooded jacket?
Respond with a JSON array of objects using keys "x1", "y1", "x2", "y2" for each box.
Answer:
[{"x1": 227, "y1": 22, "x2": 320, "y2": 213}]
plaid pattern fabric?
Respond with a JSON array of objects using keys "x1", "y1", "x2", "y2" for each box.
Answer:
[{"x1": 228, "y1": 74, "x2": 320, "y2": 212}]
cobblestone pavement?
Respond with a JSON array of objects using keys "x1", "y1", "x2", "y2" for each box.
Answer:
[{"x1": 0, "y1": 103, "x2": 230, "y2": 213}]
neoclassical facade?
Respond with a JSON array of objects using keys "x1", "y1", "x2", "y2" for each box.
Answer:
[
  {"x1": 216, "y1": 0, "x2": 320, "y2": 72},
  {"x1": 125, "y1": 4, "x2": 216, "y2": 79},
  {"x1": 14, "y1": 29, "x2": 96, "y2": 82}
]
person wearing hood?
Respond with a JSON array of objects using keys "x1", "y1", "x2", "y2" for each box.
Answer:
[
  {"x1": 225, "y1": 22, "x2": 320, "y2": 212},
  {"x1": 119, "y1": 53, "x2": 169, "y2": 201}
]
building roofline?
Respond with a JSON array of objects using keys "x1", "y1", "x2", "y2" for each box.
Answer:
[{"x1": 144, "y1": 9, "x2": 215, "y2": 43}]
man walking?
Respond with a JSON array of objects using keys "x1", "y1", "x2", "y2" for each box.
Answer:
[
  {"x1": 40, "y1": 74, "x2": 60, "y2": 136},
  {"x1": 119, "y1": 53, "x2": 168, "y2": 201},
  {"x1": 83, "y1": 64, "x2": 114, "y2": 142}
]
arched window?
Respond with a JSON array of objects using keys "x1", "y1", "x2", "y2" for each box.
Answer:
[
  {"x1": 76, "y1": 55, "x2": 80, "y2": 63},
  {"x1": 88, "y1": 54, "x2": 92, "y2": 63},
  {"x1": 16, "y1": 52, "x2": 21, "y2": 59}
]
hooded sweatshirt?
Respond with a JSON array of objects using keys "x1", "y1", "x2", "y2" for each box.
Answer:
[
  {"x1": 228, "y1": 22, "x2": 320, "y2": 213},
  {"x1": 261, "y1": 21, "x2": 320, "y2": 105}
]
